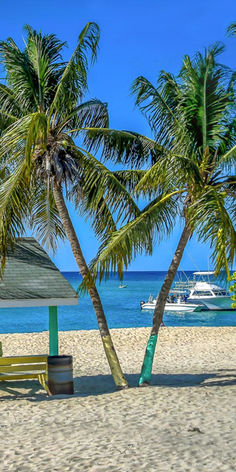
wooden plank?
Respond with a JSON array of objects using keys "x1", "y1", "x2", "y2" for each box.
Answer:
[
  {"x1": 0, "y1": 354, "x2": 48, "y2": 358},
  {"x1": 0, "y1": 355, "x2": 49, "y2": 392},
  {"x1": 0, "y1": 364, "x2": 46, "y2": 373},
  {"x1": 0, "y1": 355, "x2": 48, "y2": 366},
  {"x1": 0, "y1": 373, "x2": 42, "y2": 381},
  {"x1": 38, "y1": 373, "x2": 49, "y2": 394}
]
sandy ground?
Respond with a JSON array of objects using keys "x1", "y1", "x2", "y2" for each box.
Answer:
[{"x1": 0, "y1": 326, "x2": 236, "y2": 472}]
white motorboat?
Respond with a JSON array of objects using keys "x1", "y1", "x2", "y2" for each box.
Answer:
[
  {"x1": 140, "y1": 293, "x2": 202, "y2": 313},
  {"x1": 175, "y1": 272, "x2": 233, "y2": 311},
  {"x1": 119, "y1": 283, "x2": 127, "y2": 288}
]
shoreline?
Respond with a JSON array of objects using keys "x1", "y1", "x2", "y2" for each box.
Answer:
[{"x1": 0, "y1": 316, "x2": 235, "y2": 336}]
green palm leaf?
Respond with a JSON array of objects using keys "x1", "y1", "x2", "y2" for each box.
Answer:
[
  {"x1": 132, "y1": 75, "x2": 185, "y2": 147},
  {"x1": 25, "y1": 25, "x2": 66, "y2": 110},
  {"x1": 0, "y1": 160, "x2": 31, "y2": 271},
  {"x1": 74, "y1": 147, "x2": 141, "y2": 224},
  {"x1": 79, "y1": 127, "x2": 162, "y2": 167},
  {"x1": 188, "y1": 188, "x2": 236, "y2": 275},
  {"x1": 49, "y1": 22, "x2": 100, "y2": 119},
  {"x1": 57, "y1": 100, "x2": 109, "y2": 133},
  {"x1": 90, "y1": 190, "x2": 182, "y2": 281},
  {"x1": 29, "y1": 183, "x2": 66, "y2": 252},
  {"x1": 112, "y1": 170, "x2": 147, "y2": 193},
  {"x1": 0, "y1": 83, "x2": 22, "y2": 119}
]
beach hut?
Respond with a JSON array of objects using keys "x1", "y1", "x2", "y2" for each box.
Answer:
[{"x1": 0, "y1": 237, "x2": 78, "y2": 356}]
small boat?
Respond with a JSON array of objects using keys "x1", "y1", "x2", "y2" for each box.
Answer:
[
  {"x1": 119, "y1": 283, "x2": 127, "y2": 289},
  {"x1": 140, "y1": 293, "x2": 203, "y2": 312}
]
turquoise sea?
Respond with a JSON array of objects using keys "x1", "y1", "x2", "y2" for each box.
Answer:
[{"x1": 0, "y1": 271, "x2": 235, "y2": 333}]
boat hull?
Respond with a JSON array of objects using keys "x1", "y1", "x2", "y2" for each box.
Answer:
[
  {"x1": 188, "y1": 296, "x2": 233, "y2": 311},
  {"x1": 141, "y1": 301, "x2": 201, "y2": 312}
]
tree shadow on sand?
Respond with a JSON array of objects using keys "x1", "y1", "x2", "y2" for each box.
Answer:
[{"x1": 0, "y1": 368, "x2": 235, "y2": 402}]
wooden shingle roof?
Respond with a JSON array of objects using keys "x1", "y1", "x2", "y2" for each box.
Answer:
[{"x1": 0, "y1": 238, "x2": 78, "y2": 308}]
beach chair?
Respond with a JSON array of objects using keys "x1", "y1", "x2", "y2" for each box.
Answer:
[{"x1": 0, "y1": 355, "x2": 49, "y2": 393}]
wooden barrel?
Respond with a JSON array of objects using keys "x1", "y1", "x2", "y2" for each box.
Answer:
[{"x1": 48, "y1": 355, "x2": 74, "y2": 395}]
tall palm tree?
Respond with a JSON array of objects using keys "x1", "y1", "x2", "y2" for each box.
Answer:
[
  {"x1": 82, "y1": 43, "x2": 236, "y2": 385},
  {"x1": 0, "y1": 24, "x2": 131, "y2": 388}
]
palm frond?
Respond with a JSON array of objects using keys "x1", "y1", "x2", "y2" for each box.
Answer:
[
  {"x1": 0, "y1": 160, "x2": 30, "y2": 272},
  {"x1": 49, "y1": 22, "x2": 100, "y2": 119},
  {"x1": 79, "y1": 127, "x2": 162, "y2": 167},
  {"x1": 56, "y1": 100, "x2": 109, "y2": 134},
  {"x1": 131, "y1": 75, "x2": 185, "y2": 148},
  {"x1": 0, "y1": 38, "x2": 38, "y2": 110},
  {"x1": 112, "y1": 170, "x2": 147, "y2": 193},
  {"x1": 179, "y1": 44, "x2": 234, "y2": 153},
  {"x1": 77, "y1": 190, "x2": 118, "y2": 240},
  {"x1": 134, "y1": 150, "x2": 204, "y2": 199},
  {"x1": 216, "y1": 144, "x2": 236, "y2": 169},
  {"x1": 74, "y1": 147, "x2": 141, "y2": 225},
  {"x1": 188, "y1": 188, "x2": 236, "y2": 275},
  {"x1": 90, "y1": 190, "x2": 182, "y2": 281},
  {"x1": 0, "y1": 113, "x2": 47, "y2": 167},
  {"x1": 227, "y1": 23, "x2": 236, "y2": 36},
  {"x1": 24, "y1": 112, "x2": 48, "y2": 168},
  {"x1": 29, "y1": 183, "x2": 66, "y2": 253},
  {"x1": 0, "y1": 111, "x2": 17, "y2": 135},
  {"x1": 24, "y1": 25, "x2": 66, "y2": 110},
  {"x1": 0, "y1": 83, "x2": 22, "y2": 119},
  {"x1": 218, "y1": 176, "x2": 236, "y2": 202},
  {"x1": 216, "y1": 117, "x2": 236, "y2": 166}
]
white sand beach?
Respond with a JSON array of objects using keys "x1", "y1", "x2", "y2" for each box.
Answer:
[{"x1": 0, "y1": 327, "x2": 236, "y2": 471}]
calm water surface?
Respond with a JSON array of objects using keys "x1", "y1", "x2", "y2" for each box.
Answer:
[{"x1": 0, "y1": 271, "x2": 235, "y2": 333}]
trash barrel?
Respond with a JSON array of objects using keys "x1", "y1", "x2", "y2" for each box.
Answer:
[{"x1": 48, "y1": 355, "x2": 74, "y2": 395}]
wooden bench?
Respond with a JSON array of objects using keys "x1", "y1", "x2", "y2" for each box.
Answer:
[{"x1": 0, "y1": 355, "x2": 49, "y2": 393}]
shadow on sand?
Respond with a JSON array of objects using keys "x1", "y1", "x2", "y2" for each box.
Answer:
[{"x1": 0, "y1": 368, "x2": 235, "y2": 402}]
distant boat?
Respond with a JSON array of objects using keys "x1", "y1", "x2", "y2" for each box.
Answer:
[
  {"x1": 119, "y1": 283, "x2": 127, "y2": 289},
  {"x1": 140, "y1": 293, "x2": 202, "y2": 312},
  {"x1": 175, "y1": 271, "x2": 233, "y2": 310},
  {"x1": 142, "y1": 271, "x2": 234, "y2": 312}
]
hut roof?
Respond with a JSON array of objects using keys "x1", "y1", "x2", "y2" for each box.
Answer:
[{"x1": 0, "y1": 238, "x2": 78, "y2": 308}]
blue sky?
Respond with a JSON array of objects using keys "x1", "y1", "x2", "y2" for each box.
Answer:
[{"x1": 0, "y1": 1, "x2": 235, "y2": 271}]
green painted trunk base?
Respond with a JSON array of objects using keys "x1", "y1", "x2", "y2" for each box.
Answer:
[
  {"x1": 49, "y1": 306, "x2": 58, "y2": 356},
  {"x1": 138, "y1": 334, "x2": 158, "y2": 385}
]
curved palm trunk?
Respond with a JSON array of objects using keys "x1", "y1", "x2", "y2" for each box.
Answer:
[
  {"x1": 139, "y1": 223, "x2": 191, "y2": 386},
  {"x1": 53, "y1": 182, "x2": 128, "y2": 389}
]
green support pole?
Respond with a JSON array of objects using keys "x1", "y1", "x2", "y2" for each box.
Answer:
[{"x1": 49, "y1": 306, "x2": 58, "y2": 356}]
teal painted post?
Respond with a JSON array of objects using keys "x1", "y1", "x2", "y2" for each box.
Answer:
[
  {"x1": 49, "y1": 306, "x2": 58, "y2": 356},
  {"x1": 138, "y1": 334, "x2": 158, "y2": 385}
]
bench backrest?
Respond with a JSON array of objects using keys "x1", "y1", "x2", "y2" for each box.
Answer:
[{"x1": 0, "y1": 355, "x2": 48, "y2": 375}]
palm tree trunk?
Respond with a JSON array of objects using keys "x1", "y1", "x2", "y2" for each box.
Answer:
[
  {"x1": 53, "y1": 182, "x2": 128, "y2": 389},
  {"x1": 139, "y1": 223, "x2": 191, "y2": 386}
]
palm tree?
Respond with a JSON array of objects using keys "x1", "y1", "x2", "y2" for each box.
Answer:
[
  {"x1": 82, "y1": 43, "x2": 236, "y2": 385},
  {"x1": 0, "y1": 24, "x2": 130, "y2": 388}
]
